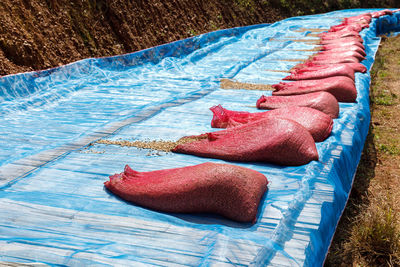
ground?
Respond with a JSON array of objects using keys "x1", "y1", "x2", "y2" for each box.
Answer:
[
  {"x1": 0, "y1": 0, "x2": 285, "y2": 75},
  {"x1": 325, "y1": 34, "x2": 400, "y2": 266}
]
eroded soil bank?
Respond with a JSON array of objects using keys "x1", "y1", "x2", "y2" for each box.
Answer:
[
  {"x1": 1, "y1": 0, "x2": 397, "y2": 76},
  {"x1": 0, "y1": 0, "x2": 286, "y2": 75}
]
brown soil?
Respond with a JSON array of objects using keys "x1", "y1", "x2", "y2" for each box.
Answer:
[
  {"x1": 325, "y1": 35, "x2": 400, "y2": 266},
  {"x1": 0, "y1": 0, "x2": 285, "y2": 76},
  {"x1": 2, "y1": 1, "x2": 395, "y2": 76}
]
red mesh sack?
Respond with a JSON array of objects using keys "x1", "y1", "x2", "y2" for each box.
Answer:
[
  {"x1": 321, "y1": 41, "x2": 365, "y2": 50},
  {"x1": 320, "y1": 36, "x2": 363, "y2": 45},
  {"x1": 172, "y1": 117, "x2": 318, "y2": 166},
  {"x1": 309, "y1": 56, "x2": 361, "y2": 64},
  {"x1": 313, "y1": 50, "x2": 365, "y2": 61},
  {"x1": 256, "y1": 92, "x2": 339, "y2": 119},
  {"x1": 320, "y1": 45, "x2": 366, "y2": 57},
  {"x1": 292, "y1": 62, "x2": 366, "y2": 74},
  {"x1": 284, "y1": 64, "x2": 356, "y2": 81},
  {"x1": 319, "y1": 30, "x2": 361, "y2": 40},
  {"x1": 105, "y1": 162, "x2": 268, "y2": 223},
  {"x1": 272, "y1": 76, "x2": 357, "y2": 102},
  {"x1": 210, "y1": 105, "x2": 333, "y2": 142}
]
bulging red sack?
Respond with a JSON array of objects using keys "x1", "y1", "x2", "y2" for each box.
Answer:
[
  {"x1": 313, "y1": 50, "x2": 365, "y2": 61},
  {"x1": 309, "y1": 56, "x2": 361, "y2": 64},
  {"x1": 210, "y1": 105, "x2": 333, "y2": 142},
  {"x1": 329, "y1": 23, "x2": 363, "y2": 32},
  {"x1": 371, "y1": 9, "x2": 393, "y2": 18},
  {"x1": 285, "y1": 63, "x2": 356, "y2": 81},
  {"x1": 172, "y1": 117, "x2": 318, "y2": 166},
  {"x1": 319, "y1": 30, "x2": 361, "y2": 40},
  {"x1": 321, "y1": 41, "x2": 365, "y2": 50},
  {"x1": 256, "y1": 92, "x2": 339, "y2": 119},
  {"x1": 292, "y1": 62, "x2": 367, "y2": 74},
  {"x1": 105, "y1": 162, "x2": 268, "y2": 223},
  {"x1": 272, "y1": 76, "x2": 357, "y2": 102},
  {"x1": 320, "y1": 36, "x2": 364, "y2": 45},
  {"x1": 343, "y1": 14, "x2": 372, "y2": 24},
  {"x1": 320, "y1": 45, "x2": 366, "y2": 57}
]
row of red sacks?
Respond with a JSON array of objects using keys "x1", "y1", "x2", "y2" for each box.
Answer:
[
  {"x1": 104, "y1": 11, "x2": 398, "y2": 222},
  {"x1": 172, "y1": 12, "x2": 382, "y2": 165}
]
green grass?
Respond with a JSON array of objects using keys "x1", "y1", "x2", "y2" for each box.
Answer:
[
  {"x1": 326, "y1": 34, "x2": 400, "y2": 267},
  {"x1": 378, "y1": 143, "x2": 400, "y2": 155},
  {"x1": 346, "y1": 198, "x2": 400, "y2": 266},
  {"x1": 373, "y1": 91, "x2": 396, "y2": 106}
]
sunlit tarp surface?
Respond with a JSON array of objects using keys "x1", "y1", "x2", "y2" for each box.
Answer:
[{"x1": 1, "y1": 9, "x2": 399, "y2": 266}]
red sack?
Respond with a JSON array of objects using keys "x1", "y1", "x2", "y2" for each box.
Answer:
[
  {"x1": 343, "y1": 14, "x2": 372, "y2": 24},
  {"x1": 284, "y1": 63, "x2": 356, "y2": 80},
  {"x1": 371, "y1": 9, "x2": 393, "y2": 18},
  {"x1": 320, "y1": 36, "x2": 364, "y2": 45},
  {"x1": 256, "y1": 92, "x2": 339, "y2": 119},
  {"x1": 291, "y1": 62, "x2": 366, "y2": 74},
  {"x1": 172, "y1": 117, "x2": 318, "y2": 166},
  {"x1": 319, "y1": 30, "x2": 361, "y2": 40},
  {"x1": 329, "y1": 23, "x2": 363, "y2": 32},
  {"x1": 320, "y1": 45, "x2": 366, "y2": 57},
  {"x1": 321, "y1": 41, "x2": 365, "y2": 50},
  {"x1": 272, "y1": 76, "x2": 357, "y2": 102},
  {"x1": 210, "y1": 105, "x2": 333, "y2": 142},
  {"x1": 329, "y1": 21, "x2": 369, "y2": 31},
  {"x1": 310, "y1": 56, "x2": 361, "y2": 64},
  {"x1": 312, "y1": 50, "x2": 365, "y2": 61},
  {"x1": 105, "y1": 162, "x2": 268, "y2": 223}
]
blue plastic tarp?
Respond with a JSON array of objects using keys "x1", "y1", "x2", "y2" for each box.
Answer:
[{"x1": 0, "y1": 8, "x2": 399, "y2": 266}]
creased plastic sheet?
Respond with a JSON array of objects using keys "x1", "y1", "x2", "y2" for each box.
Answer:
[{"x1": 0, "y1": 9, "x2": 399, "y2": 267}]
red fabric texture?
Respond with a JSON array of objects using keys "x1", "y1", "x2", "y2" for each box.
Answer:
[
  {"x1": 321, "y1": 41, "x2": 365, "y2": 50},
  {"x1": 309, "y1": 56, "x2": 361, "y2": 64},
  {"x1": 320, "y1": 46, "x2": 366, "y2": 57},
  {"x1": 284, "y1": 64, "x2": 356, "y2": 80},
  {"x1": 343, "y1": 14, "x2": 372, "y2": 24},
  {"x1": 329, "y1": 23, "x2": 363, "y2": 32},
  {"x1": 320, "y1": 36, "x2": 363, "y2": 45},
  {"x1": 172, "y1": 117, "x2": 318, "y2": 166},
  {"x1": 105, "y1": 162, "x2": 268, "y2": 223},
  {"x1": 272, "y1": 76, "x2": 357, "y2": 102},
  {"x1": 256, "y1": 92, "x2": 339, "y2": 118},
  {"x1": 319, "y1": 30, "x2": 361, "y2": 40},
  {"x1": 312, "y1": 50, "x2": 365, "y2": 61},
  {"x1": 371, "y1": 9, "x2": 393, "y2": 18},
  {"x1": 210, "y1": 105, "x2": 333, "y2": 142},
  {"x1": 292, "y1": 62, "x2": 366, "y2": 74}
]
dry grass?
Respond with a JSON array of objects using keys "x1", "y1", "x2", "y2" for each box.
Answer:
[
  {"x1": 325, "y1": 35, "x2": 400, "y2": 266},
  {"x1": 346, "y1": 192, "x2": 400, "y2": 266}
]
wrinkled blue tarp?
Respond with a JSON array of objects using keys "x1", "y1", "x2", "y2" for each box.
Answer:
[{"x1": 1, "y1": 8, "x2": 399, "y2": 266}]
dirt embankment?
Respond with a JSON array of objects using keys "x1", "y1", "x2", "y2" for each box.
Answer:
[
  {"x1": 1, "y1": 0, "x2": 397, "y2": 76},
  {"x1": 0, "y1": 0, "x2": 286, "y2": 76}
]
